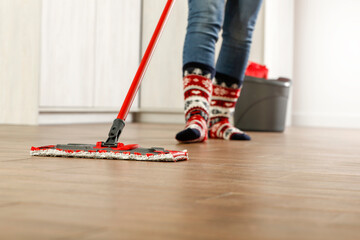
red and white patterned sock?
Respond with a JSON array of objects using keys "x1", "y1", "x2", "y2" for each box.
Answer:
[
  {"x1": 176, "y1": 73, "x2": 212, "y2": 143},
  {"x1": 209, "y1": 83, "x2": 251, "y2": 140}
]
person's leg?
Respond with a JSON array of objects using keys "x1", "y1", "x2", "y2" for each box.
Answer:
[
  {"x1": 209, "y1": 0, "x2": 263, "y2": 140},
  {"x1": 216, "y1": 0, "x2": 263, "y2": 86},
  {"x1": 176, "y1": 0, "x2": 225, "y2": 143}
]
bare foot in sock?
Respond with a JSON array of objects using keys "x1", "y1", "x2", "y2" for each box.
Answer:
[
  {"x1": 176, "y1": 73, "x2": 212, "y2": 143},
  {"x1": 209, "y1": 118, "x2": 251, "y2": 140},
  {"x1": 176, "y1": 115, "x2": 208, "y2": 143},
  {"x1": 208, "y1": 83, "x2": 251, "y2": 141}
]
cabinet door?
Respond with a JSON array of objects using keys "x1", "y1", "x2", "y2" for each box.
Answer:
[
  {"x1": 40, "y1": 0, "x2": 96, "y2": 107},
  {"x1": 40, "y1": 0, "x2": 141, "y2": 109},
  {"x1": 94, "y1": 0, "x2": 141, "y2": 109},
  {"x1": 140, "y1": 0, "x2": 186, "y2": 111}
]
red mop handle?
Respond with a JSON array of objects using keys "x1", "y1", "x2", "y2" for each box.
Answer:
[{"x1": 117, "y1": 0, "x2": 176, "y2": 120}]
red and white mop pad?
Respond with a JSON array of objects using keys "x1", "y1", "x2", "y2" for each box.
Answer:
[{"x1": 31, "y1": 142, "x2": 188, "y2": 162}]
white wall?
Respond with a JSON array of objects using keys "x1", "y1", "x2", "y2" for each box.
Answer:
[
  {"x1": 0, "y1": 0, "x2": 41, "y2": 125},
  {"x1": 263, "y1": 0, "x2": 294, "y2": 126},
  {"x1": 292, "y1": 0, "x2": 360, "y2": 128},
  {"x1": 263, "y1": 0, "x2": 294, "y2": 80}
]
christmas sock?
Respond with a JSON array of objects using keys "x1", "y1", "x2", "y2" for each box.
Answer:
[
  {"x1": 176, "y1": 66, "x2": 213, "y2": 143},
  {"x1": 209, "y1": 78, "x2": 251, "y2": 141}
]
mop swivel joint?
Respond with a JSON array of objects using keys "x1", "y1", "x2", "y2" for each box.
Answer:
[{"x1": 102, "y1": 119, "x2": 126, "y2": 147}]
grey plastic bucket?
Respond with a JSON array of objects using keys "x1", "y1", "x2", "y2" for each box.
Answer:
[{"x1": 234, "y1": 76, "x2": 291, "y2": 132}]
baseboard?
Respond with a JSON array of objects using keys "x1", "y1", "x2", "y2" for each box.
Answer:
[
  {"x1": 133, "y1": 108, "x2": 184, "y2": 124},
  {"x1": 38, "y1": 107, "x2": 183, "y2": 125},
  {"x1": 38, "y1": 108, "x2": 135, "y2": 125},
  {"x1": 292, "y1": 112, "x2": 360, "y2": 128}
]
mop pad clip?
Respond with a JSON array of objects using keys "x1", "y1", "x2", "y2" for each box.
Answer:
[{"x1": 102, "y1": 119, "x2": 126, "y2": 147}]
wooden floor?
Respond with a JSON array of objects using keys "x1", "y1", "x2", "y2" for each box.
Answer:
[{"x1": 1, "y1": 123, "x2": 360, "y2": 240}]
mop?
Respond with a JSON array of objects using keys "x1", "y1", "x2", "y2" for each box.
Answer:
[{"x1": 31, "y1": 0, "x2": 187, "y2": 162}]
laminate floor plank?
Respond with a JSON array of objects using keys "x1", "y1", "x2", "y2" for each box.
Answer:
[{"x1": 0, "y1": 123, "x2": 360, "y2": 240}]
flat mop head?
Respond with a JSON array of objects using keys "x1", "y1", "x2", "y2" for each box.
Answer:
[{"x1": 31, "y1": 142, "x2": 188, "y2": 162}]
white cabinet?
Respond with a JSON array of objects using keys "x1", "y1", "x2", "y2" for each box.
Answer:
[
  {"x1": 94, "y1": 0, "x2": 141, "y2": 108},
  {"x1": 40, "y1": 0, "x2": 96, "y2": 108},
  {"x1": 137, "y1": 0, "x2": 187, "y2": 123},
  {"x1": 140, "y1": 0, "x2": 186, "y2": 112},
  {"x1": 40, "y1": 0, "x2": 141, "y2": 109},
  {"x1": 0, "y1": 0, "x2": 41, "y2": 125}
]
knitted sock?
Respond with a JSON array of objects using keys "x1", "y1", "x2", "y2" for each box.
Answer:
[
  {"x1": 176, "y1": 68, "x2": 213, "y2": 143},
  {"x1": 209, "y1": 80, "x2": 251, "y2": 141}
]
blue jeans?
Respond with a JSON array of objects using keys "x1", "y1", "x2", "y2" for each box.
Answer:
[{"x1": 183, "y1": 0, "x2": 263, "y2": 86}]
